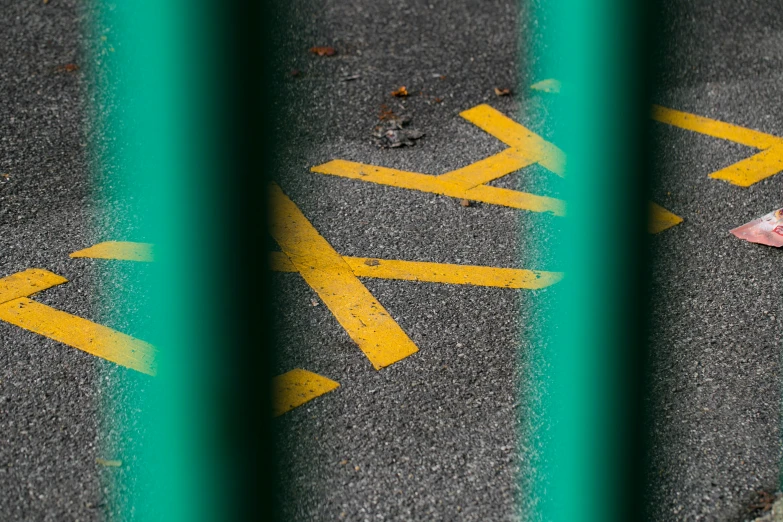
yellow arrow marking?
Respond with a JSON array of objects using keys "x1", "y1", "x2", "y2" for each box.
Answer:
[
  {"x1": 269, "y1": 183, "x2": 419, "y2": 370},
  {"x1": 312, "y1": 104, "x2": 681, "y2": 232},
  {"x1": 269, "y1": 252, "x2": 562, "y2": 290},
  {"x1": 0, "y1": 268, "x2": 157, "y2": 375},
  {"x1": 71, "y1": 241, "x2": 154, "y2": 262},
  {"x1": 273, "y1": 368, "x2": 340, "y2": 416},
  {"x1": 651, "y1": 105, "x2": 783, "y2": 187}
]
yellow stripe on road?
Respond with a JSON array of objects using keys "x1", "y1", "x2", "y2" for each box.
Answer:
[
  {"x1": 269, "y1": 251, "x2": 563, "y2": 290},
  {"x1": 652, "y1": 105, "x2": 783, "y2": 187},
  {"x1": 0, "y1": 297, "x2": 157, "y2": 375},
  {"x1": 311, "y1": 104, "x2": 569, "y2": 215},
  {"x1": 71, "y1": 241, "x2": 154, "y2": 262},
  {"x1": 459, "y1": 104, "x2": 566, "y2": 176},
  {"x1": 461, "y1": 183, "x2": 566, "y2": 215},
  {"x1": 709, "y1": 146, "x2": 783, "y2": 187},
  {"x1": 269, "y1": 183, "x2": 419, "y2": 370},
  {"x1": 312, "y1": 160, "x2": 566, "y2": 215},
  {"x1": 651, "y1": 105, "x2": 780, "y2": 149},
  {"x1": 0, "y1": 269, "x2": 157, "y2": 375},
  {"x1": 345, "y1": 257, "x2": 562, "y2": 289},
  {"x1": 0, "y1": 269, "x2": 67, "y2": 304},
  {"x1": 273, "y1": 368, "x2": 340, "y2": 416},
  {"x1": 437, "y1": 147, "x2": 536, "y2": 188}
]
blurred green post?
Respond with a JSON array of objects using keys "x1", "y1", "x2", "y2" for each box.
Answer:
[
  {"x1": 524, "y1": 0, "x2": 655, "y2": 520},
  {"x1": 89, "y1": 0, "x2": 279, "y2": 520}
]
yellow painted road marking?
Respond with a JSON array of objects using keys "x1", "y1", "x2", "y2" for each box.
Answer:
[
  {"x1": 313, "y1": 160, "x2": 566, "y2": 216},
  {"x1": 648, "y1": 202, "x2": 684, "y2": 234},
  {"x1": 530, "y1": 78, "x2": 562, "y2": 94},
  {"x1": 0, "y1": 269, "x2": 157, "y2": 375},
  {"x1": 269, "y1": 251, "x2": 563, "y2": 290},
  {"x1": 273, "y1": 368, "x2": 340, "y2": 416},
  {"x1": 650, "y1": 105, "x2": 780, "y2": 149},
  {"x1": 459, "y1": 104, "x2": 566, "y2": 175},
  {"x1": 311, "y1": 104, "x2": 681, "y2": 232},
  {"x1": 0, "y1": 268, "x2": 68, "y2": 303},
  {"x1": 651, "y1": 105, "x2": 783, "y2": 187},
  {"x1": 437, "y1": 147, "x2": 536, "y2": 188},
  {"x1": 312, "y1": 104, "x2": 568, "y2": 216},
  {"x1": 70, "y1": 241, "x2": 154, "y2": 262},
  {"x1": 269, "y1": 183, "x2": 419, "y2": 370},
  {"x1": 709, "y1": 146, "x2": 783, "y2": 187}
]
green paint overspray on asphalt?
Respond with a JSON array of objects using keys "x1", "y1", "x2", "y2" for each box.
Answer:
[
  {"x1": 85, "y1": 1, "x2": 279, "y2": 520},
  {"x1": 519, "y1": 0, "x2": 656, "y2": 520}
]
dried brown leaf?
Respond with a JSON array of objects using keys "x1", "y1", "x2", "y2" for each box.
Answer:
[
  {"x1": 391, "y1": 86, "x2": 408, "y2": 97},
  {"x1": 309, "y1": 46, "x2": 336, "y2": 57},
  {"x1": 494, "y1": 87, "x2": 511, "y2": 96}
]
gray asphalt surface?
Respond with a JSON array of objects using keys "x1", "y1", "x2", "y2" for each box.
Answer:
[
  {"x1": 646, "y1": 2, "x2": 783, "y2": 520},
  {"x1": 2, "y1": 0, "x2": 783, "y2": 521}
]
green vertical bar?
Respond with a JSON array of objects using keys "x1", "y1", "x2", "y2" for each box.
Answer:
[
  {"x1": 88, "y1": 0, "x2": 278, "y2": 520},
  {"x1": 523, "y1": 0, "x2": 654, "y2": 520}
]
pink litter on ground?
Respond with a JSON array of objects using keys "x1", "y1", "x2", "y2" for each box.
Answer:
[{"x1": 730, "y1": 208, "x2": 783, "y2": 247}]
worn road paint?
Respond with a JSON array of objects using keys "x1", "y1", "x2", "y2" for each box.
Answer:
[
  {"x1": 649, "y1": 202, "x2": 684, "y2": 234},
  {"x1": 0, "y1": 269, "x2": 157, "y2": 375},
  {"x1": 269, "y1": 183, "x2": 419, "y2": 370},
  {"x1": 269, "y1": 251, "x2": 563, "y2": 290},
  {"x1": 530, "y1": 79, "x2": 562, "y2": 94},
  {"x1": 312, "y1": 104, "x2": 567, "y2": 216},
  {"x1": 651, "y1": 105, "x2": 783, "y2": 187},
  {"x1": 70, "y1": 241, "x2": 155, "y2": 262},
  {"x1": 273, "y1": 368, "x2": 340, "y2": 416},
  {"x1": 312, "y1": 104, "x2": 682, "y2": 232}
]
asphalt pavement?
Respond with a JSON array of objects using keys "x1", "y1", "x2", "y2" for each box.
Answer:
[{"x1": 2, "y1": 0, "x2": 783, "y2": 521}]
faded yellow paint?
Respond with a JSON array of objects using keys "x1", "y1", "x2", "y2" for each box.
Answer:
[
  {"x1": 269, "y1": 183, "x2": 418, "y2": 370},
  {"x1": 269, "y1": 251, "x2": 562, "y2": 290},
  {"x1": 0, "y1": 297, "x2": 157, "y2": 375},
  {"x1": 311, "y1": 104, "x2": 568, "y2": 215},
  {"x1": 461, "y1": 183, "x2": 566, "y2": 215},
  {"x1": 652, "y1": 105, "x2": 783, "y2": 187},
  {"x1": 273, "y1": 368, "x2": 339, "y2": 416},
  {"x1": 71, "y1": 241, "x2": 154, "y2": 262},
  {"x1": 530, "y1": 78, "x2": 562, "y2": 94},
  {"x1": 0, "y1": 269, "x2": 67, "y2": 304},
  {"x1": 648, "y1": 202, "x2": 683, "y2": 234}
]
